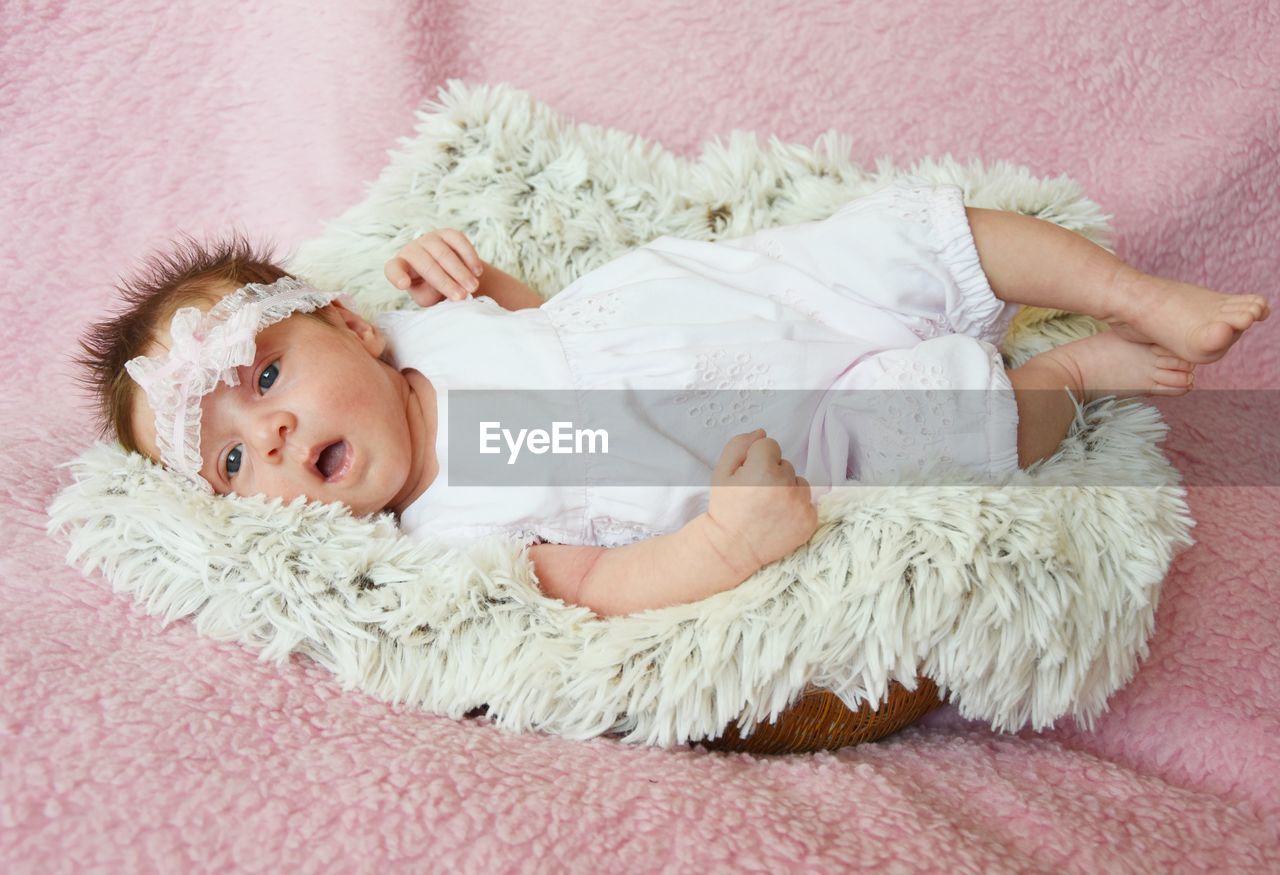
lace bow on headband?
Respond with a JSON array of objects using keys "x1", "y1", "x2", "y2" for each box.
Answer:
[{"x1": 125, "y1": 277, "x2": 344, "y2": 491}]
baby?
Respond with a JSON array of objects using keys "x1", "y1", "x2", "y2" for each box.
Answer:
[{"x1": 79, "y1": 180, "x2": 1268, "y2": 617}]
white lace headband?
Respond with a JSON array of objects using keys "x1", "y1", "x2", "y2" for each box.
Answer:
[{"x1": 125, "y1": 277, "x2": 344, "y2": 491}]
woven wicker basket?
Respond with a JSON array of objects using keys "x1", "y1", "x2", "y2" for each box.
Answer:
[{"x1": 702, "y1": 678, "x2": 944, "y2": 754}]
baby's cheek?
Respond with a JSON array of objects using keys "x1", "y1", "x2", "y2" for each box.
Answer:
[{"x1": 241, "y1": 472, "x2": 305, "y2": 505}]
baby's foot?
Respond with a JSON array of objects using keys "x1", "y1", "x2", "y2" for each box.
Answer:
[
  {"x1": 1105, "y1": 273, "x2": 1270, "y2": 365},
  {"x1": 1037, "y1": 330, "x2": 1195, "y2": 405}
]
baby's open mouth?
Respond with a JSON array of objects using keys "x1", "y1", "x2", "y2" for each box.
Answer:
[{"x1": 316, "y1": 440, "x2": 351, "y2": 481}]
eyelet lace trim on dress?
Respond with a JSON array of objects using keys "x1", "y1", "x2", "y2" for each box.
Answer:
[
  {"x1": 591, "y1": 516, "x2": 663, "y2": 548},
  {"x1": 877, "y1": 182, "x2": 935, "y2": 227},
  {"x1": 547, "y1": 291, "x2": 622, "y2": 330},
  {"x1": 674, "y1": 350, "x2": 776, "y2": 427},
  {"x1": 909, "y1": 315, "x2": 948, "y2": 341},
  {"x1": 860, "y1": 357, "x2": 957, "y2": 478}
]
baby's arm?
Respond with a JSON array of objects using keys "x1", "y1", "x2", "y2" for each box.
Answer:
[
  {"x1": 530, "y1": 430, "x2": 818, "y2": 617},
  {"x1": 474, "y1": 262, "x2": 545, "y2": 311},
  {"x1": 530, "y1": 515, "x2": 748, "y2": 617}
]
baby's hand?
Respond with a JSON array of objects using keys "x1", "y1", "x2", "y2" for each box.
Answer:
[
  {"x1": 704, "y1": 429, "x2": 818, "y2": 577},
  {"x1": 385, "y1": 229, "x2": 485, "y2": 308}
]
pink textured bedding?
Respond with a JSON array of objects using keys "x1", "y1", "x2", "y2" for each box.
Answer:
[{"x1": 5, "y1": 1, "x2": 1278, "y2": 870}]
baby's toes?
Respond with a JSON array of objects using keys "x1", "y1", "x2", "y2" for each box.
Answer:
[
  {"x1": 1222, "y1": 307, "x2": 1258, "y2": 330},
  {"x1": 1229, "y1": 296, "x2": 1268, "y2": 321},
  {"x1": 1154, "y1": 367, "x2": 1194, "y2": 393},
  {"x1": 1169, "y1": 367, "x2": 1195, "y2": 386}
]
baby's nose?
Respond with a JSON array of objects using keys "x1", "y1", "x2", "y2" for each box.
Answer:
[{"x1": 252, "y1": 410, "x2": 298, "y2": 461}]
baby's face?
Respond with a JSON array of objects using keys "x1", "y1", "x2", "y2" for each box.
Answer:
[{"x1": 131, "y1": 301, "x2": 435, "y2": 516}]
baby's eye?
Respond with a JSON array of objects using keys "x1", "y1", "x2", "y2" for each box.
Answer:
[
  {"x1": 258, "y1": 361, "x2": 280, "y2": 393},
  {"x1": 225, "y1": 444, "x2": 243, "y2": 478}
]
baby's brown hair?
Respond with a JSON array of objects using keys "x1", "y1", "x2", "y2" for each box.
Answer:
[{"x1": 78, "y1": 231, "x2": 291, "y2": 454}]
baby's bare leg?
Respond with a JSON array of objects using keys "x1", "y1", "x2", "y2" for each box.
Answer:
[
  {"x1": 968, "y1": 208, "x2": 1270, "y2": 364},
  {"x1": 1007, "y1": 358, "x2": 1081, "y2": 469},
  {"x1": 1006, "y1": 331, "x2": 1194, "y2": 468}
]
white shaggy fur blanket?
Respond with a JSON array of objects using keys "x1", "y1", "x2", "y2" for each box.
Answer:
[{"x1": 48, "y1": 82, "x2": 1195, "y2": 747}]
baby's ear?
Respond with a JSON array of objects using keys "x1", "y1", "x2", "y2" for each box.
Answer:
[{"x1": 328, "y1": 301, "x2": 386, "y2": 357}]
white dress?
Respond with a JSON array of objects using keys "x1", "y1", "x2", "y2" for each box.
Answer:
[{"x1": 378, "y1": 179, "x2": 1021, "y2": 548}]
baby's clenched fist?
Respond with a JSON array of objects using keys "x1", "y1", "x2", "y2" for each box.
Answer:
[{"x1": 703, "y1": 428, "x2": 818, "y2": 579}]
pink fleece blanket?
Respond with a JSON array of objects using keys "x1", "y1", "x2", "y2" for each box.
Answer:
[{"x1": 5, "y1": 1, "x2": 1278, "y2": 870}]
